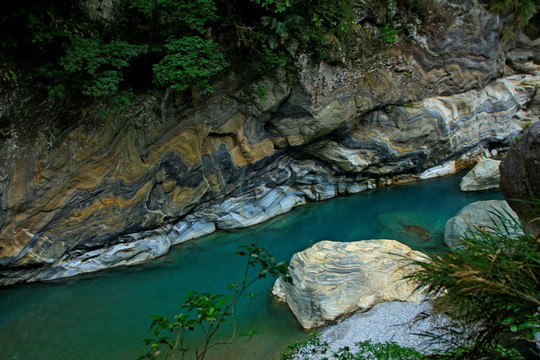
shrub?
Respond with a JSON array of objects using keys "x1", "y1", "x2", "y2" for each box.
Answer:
[
  {"x1": 152, "y1": 36, "x2": 227, "y2": 92},
  {"x1": 140, "y1": 244, "x2": 288, "y2": 360},
  {"x1": 485, "y1": 0, "x2": 539, "y2": 39},
  {"x1": 281, "y1": 333, "x2": 424, "y2": 360},
  {"x1": 58, "y1": 37, "x2": 147, "y2": 98}
]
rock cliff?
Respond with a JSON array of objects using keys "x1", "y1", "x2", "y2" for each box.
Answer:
[
  {"x1": 1, "y1": 0, "x2": 539, "y2": 285},
  {"x1": 499, "y1": 121, "x2": 540, "y2": 235}
]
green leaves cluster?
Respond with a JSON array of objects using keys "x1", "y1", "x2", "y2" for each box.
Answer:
[
  {"x1": 153, "y1": 37, "x2": 227, "y2": 92},
  {"x1": 140, "y1": 244, "x2": 288, "y2": 360},
  {"x1": 129, "y1": 0, "x2": 219, "y2": 33},
  {"x1": 59, "y1": 38, "x2": 147, "y2": 97},
  {"x1": 281, "y1": 333, "x2": 424, "y2": 360},
  {"x1": 0, "y1": 0, "x2": 461, "y2": 102},
  {"x1": 127, "y1": 0, "x2": 227, "y2": 92}
]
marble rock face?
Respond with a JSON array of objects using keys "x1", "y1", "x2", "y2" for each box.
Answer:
[
  {"x1": 1, "y1": 0, "x2": 539, "y2": 285},
  {"x1": 459, "y1": 158, "x2": 501, "y2": 192},
  {"x1": 444, "y1": 200, "x2": 523, "y2": 250},
  {"x1": 272, "y1": 240, "x2": 427, "y2": 329},
  {"x1": 499, "y1": 121, "x2": 540, "y2": 236}
]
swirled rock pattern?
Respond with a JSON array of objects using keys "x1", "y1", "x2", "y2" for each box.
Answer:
[
  {"x1": 272, "y1": 240, "x2": 427, "y2": 329},
  {"x1": 0, "y1": 1, "x2": 539, "y2": 285}
]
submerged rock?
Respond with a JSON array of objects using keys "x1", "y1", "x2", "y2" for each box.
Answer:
[
  {"x1": 377, "y1": 211, "x2": 446, "y2": 249},
  {"x1": 459, "y1": 158, "x2": 501, "y2": 192},
  {"x1": 444, "y1": 200, "x2": 523, "y2": 250},
  {"x1": 272, "y1": 240, "x2": 427, "y2": 329}
]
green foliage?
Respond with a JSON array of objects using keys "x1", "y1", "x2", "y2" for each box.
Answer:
[
  {"x1": 249, "y1": 44, "x2": 289, "y2": 74},
  {"x1": 250, "y1": 82, "x2": 268, "y2": 105},
  {"x1": 1, "y1": 65, "x2": 17, "y2": 84},
  {"x1": 127, "y1": 0, "x2": 227, "y2": 92},
  {"x1": 128, "y1": 0, "x2": 219, "y2": 33},
  {"x1": 379, "y1": 25, "x2": 399, "y2": 45},
  {"x1": 250, "y1": 0, "x2": 292, "y2": 13},
  {"x1": 486, "y1": 0, "x2": 539, "y2": 39},
  {"x1": 56, "y1": 37, "x2": 147, "y2": 98},
  {"x1": 261, "y1": 14, "x2": 304, "y2": 51},
  {"x1": 153, "y1": 36, "x2": 227, "y2": 92},
  {"x1": 430, "y1": 343, "x2": 524, "y2": 360},
  {"x1": 407, "y1": 207, "x2": 540, "y2": 359},
  {"x1": 1, "y1": 0, "x2": 446, "y2": 103},
  {"x1": 281, "y1": 333, "x2": 330, "y2": 359},
  {"x1": 281, "y1": 333, "x2": 424, "y2": 360},
  {"x1": 140, "y1": 244, "x2": 288, "y2": 360}
]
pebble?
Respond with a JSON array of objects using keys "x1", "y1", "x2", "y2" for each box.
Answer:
[{"x1": 292, "y1": 301, "x2": 451, "y2": 359}]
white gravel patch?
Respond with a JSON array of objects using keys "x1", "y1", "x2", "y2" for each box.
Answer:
[{"x1": 292, "y1": 301, "x2": 451, "y2": 359}]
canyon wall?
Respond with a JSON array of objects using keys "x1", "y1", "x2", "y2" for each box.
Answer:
[{"x1": 0, "y1": 0, "x2": 539, "y2": 285}]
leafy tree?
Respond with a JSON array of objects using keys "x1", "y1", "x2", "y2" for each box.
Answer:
[
  {"x1": 58, "y1": 37, "x2": 147, "y2": 98},
  {"x1": 140, "y1": 244, "x2": 288, "y2": 360},
  {"x1": 153, "y1": 36, "x2": 227, "y2": 92},
  {"x1": 128, "y1": 0, "x2": 219, "y2": 34}
]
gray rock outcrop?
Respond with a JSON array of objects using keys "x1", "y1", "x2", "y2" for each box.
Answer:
[
  {"x1": 499, "y1": 121, "x2": 540, "y2": 236},
  {"x1": 272, "y1": 240, "x2": 427, "y2": 329},
  {"x1": 444, "y1": 200, "x2": 523, "y2": 250},
  {"x1": 459, "y1": 158, "x2": 501, "y2": 191}
]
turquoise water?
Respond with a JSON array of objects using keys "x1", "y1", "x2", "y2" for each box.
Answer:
[{"x1": 0, "y1": 173, "x2": 503, "y2": 360}]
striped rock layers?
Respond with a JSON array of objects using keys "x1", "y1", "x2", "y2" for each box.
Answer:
[{"x1": 1, "y1": 1, "x2": 539, "y2": 284}]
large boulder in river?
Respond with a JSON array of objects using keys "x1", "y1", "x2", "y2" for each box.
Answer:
[
  {"x1": 499, "y1": 121, "x2": 540, "y2": 235},
  {"x1": 444, "y1": 200, "x2": 523, "y2": 250},
  {"x1": 272, "y1": 240, "x2": 427, "y2": 329},
  {"x1": 459, "y1": 158, "x2": 500, "y2": 192}
]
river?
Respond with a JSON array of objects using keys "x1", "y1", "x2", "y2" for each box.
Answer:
[{"x1": 0, "y1": 172, "x2": 503, "y2": 360}]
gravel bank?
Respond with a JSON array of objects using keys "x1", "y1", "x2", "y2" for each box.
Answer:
[{"x1": 292, "y1": 301, "x2": 450, "y2": 359}]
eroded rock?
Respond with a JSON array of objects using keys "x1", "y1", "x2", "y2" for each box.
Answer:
[
  {"x1": 444, "y1": 200, "x2": 523, "y2": 250},
  {"x1": 272, "y1": 240, "x2": 427, "y2": 329},
  {"x1": 1, "y1": 1, "x2": 539, "y2": 284},
  {"x1": 460, "y1": 158, "x2": 501, "y2": 192}
]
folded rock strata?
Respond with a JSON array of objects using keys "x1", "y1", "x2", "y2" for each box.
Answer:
[{"x1": 1, "y1": 0, "x2": 539, "y2": 284}]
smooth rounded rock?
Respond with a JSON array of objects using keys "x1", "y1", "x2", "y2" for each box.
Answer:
[
  {"x1": 460, "y1": 157, "x2": 500, "y2": 191},
  {"x1": 272, "y1": 239, "x2": 427, "y2": 329},
  {"x1": 444, "y1": 200, "x2": 523, "y2": 250}
]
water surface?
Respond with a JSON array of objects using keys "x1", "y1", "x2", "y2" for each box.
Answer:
[{"x1": 0, "y1": 173, "x2": 503, "y2": 359}]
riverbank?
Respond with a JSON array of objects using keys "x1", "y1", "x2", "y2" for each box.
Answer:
[{"x1": 291, "y1": 301, "x2": 450, "y2": 360}]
